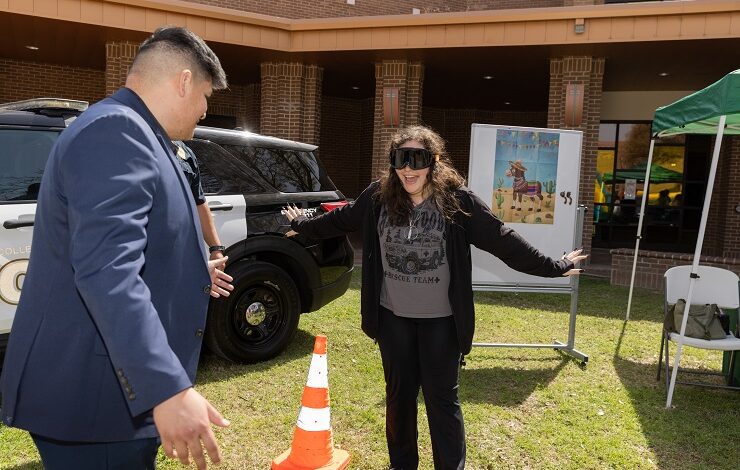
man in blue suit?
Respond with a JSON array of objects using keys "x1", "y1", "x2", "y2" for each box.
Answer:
[{"x1": 1, "y1": 27, "x2": 234, "y2": 469}]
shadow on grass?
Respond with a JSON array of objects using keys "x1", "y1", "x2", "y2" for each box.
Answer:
[
  {"x1": 612, "y1": 321, "x2": 740, "y2": 469},
  {"x1": 196, "y1": 328, "x2": 316, "y2": 385},
  {"x1": 473, "y1": 277, "x2": 663, "y2": 323},
  {"x1": 460, "y1": 358, "x2": 567, "y2": 406},
  {"x1": 4, "y1": 463, "x2": 42, "y2": 470}
]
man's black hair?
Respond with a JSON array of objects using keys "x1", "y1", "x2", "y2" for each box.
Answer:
[{"x1": 136, "y1": 26, "x2": 227, "y2": 90}]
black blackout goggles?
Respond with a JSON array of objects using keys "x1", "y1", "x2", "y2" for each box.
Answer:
[{"x1": 389, "y1": 148, "x2": 438, "y2": 170}]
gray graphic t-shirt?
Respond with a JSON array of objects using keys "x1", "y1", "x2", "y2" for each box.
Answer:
[{"x1": 378, "y1": 199, "x2": 452, "y2": 318}]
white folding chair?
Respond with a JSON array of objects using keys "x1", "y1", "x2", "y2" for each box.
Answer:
[{"x1": 657, "y1": 265, "x2": 740, "y2": 390}]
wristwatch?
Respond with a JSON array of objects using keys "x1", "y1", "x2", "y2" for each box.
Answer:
[{"x1": 209, "y1": 245, "x2": 226, "y2": 253}]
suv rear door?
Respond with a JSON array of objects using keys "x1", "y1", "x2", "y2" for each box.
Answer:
[
  {"x1": 183, "y1": 138, "x2": 254, "y2": 250},
  {"x1": 0, "y1": 127, "x2": 60, "y2": 337}
]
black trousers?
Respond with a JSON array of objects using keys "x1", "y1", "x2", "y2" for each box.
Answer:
[
  {"x1": 31, "y1": 434, "x2": 159, "y2": 470},
  {"x1": 376, "y1": 306, "x2": 465, "y2": 470}
]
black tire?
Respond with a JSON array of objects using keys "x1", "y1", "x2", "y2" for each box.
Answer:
[{"x1": 205, "y1": 261, "x2": 300, "y2": 363}]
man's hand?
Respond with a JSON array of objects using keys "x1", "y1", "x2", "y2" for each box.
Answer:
[
  {"x1": 154, "y1": 388, "x2": 230, "y2": 469},
  {"x1": 207, "y1": 256, "x2": 233, "y2": 298}
]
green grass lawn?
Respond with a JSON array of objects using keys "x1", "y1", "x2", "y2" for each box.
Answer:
[{"x1": 2, "y1": 274, "x2": 739, "y2": 469}]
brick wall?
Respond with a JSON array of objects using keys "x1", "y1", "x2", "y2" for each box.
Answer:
[
  {"x1": 208, "y1": 83, "x2": 260, "y2": 131},
  {"x1": 704, "y1": 138, "x2": 727, "y2": 256},
  {"x1": 185, "y1": 0, "x2": 466, "y2": 18},
  {"x1": 422, "y1": 107, "x2": 547, "y2": 178},
  {"x1": 105, "y1": 41, "x2": 138, "y2": 97},
  {"x1": 690, "y1": 135, "x2": 739, "y2": 259},
  {"x1": 260, "y1": 62, "x2": 323, "y2": 144},
  {"x1": 183, "y1": 0, "x2": 603, "y2": 18},
  {"x1": 718, "y1": 136, "x2": 740, "y2": 258},
  {"x1": 371, "y1": 60, "x2": 424, "y2": 180},
  {"x1": 319, "y1": 95, "x2": 373, "y2": 198},
  {"x1": 0, "y1": 59, "x2": 104, "y2": 104},
  {"x1": 548, "y1": 56, "x2": 605, "y2": 260},
  {"x1": 611, "y1": 249, "x2": 740, "y2": 291},
  {"x1": 467, "y1": 1, "x2": 565, "y2": 11}
]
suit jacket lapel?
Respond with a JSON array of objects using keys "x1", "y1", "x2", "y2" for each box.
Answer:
[{"x1": 108, "y1": 88, "x2": 206, "y2": 254}]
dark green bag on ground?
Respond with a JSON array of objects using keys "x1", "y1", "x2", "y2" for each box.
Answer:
[{"x1": 665, "y1": 299, "x2": 729, "y2": 340}]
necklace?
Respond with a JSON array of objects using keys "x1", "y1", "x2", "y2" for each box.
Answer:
[{"x1": 407, "y1": 207, "x2": 423, "y2": 241}]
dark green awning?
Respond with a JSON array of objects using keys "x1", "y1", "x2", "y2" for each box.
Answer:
[
  {"x1": 602, "y1": 164, "x2": 683, "y2": 184},
  {"x1": 651, "y1": 69, "x2": 740, "y2": 137}
]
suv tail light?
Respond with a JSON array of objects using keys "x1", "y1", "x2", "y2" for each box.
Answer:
[{"x1": 320, "y1": 201, "x2": 349, "y2": 213}]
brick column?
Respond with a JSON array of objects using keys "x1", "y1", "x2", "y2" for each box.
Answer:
[
  {"x1": 371, "y1": 60, "x2": 424, "y2": 179},
  {"x1": 718, "y1": 136, "x2": 740, "y2": 258},
  {"x1": 260, "y1": 62, "x2": 323, "y2": 145},
  {"x1": 105, "y1": 41, "x2": 139, "y2": 97},
  {"x1": 548, "y1": 56, "x2": 605, "y2": 258}
]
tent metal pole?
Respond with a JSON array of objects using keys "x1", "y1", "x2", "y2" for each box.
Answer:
[
  {"x1": 626, "y1": 138, "x2": 655, "y2": 321},
  {"x1": 666, "y1": 114, "x2": 727, "y2": 408}
]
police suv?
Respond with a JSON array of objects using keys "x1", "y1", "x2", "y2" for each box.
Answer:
[{"x1": 0, "y1": 99, "x2": 353, "y2": 363}]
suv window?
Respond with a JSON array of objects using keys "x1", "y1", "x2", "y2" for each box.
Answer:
[
  {"x1": 223, "y1": 145, "x2": 335, "y2": 193},
  {"x1": 185, "y1": 139, "x2": 269, "y2": 195},
  {"x1": 0, "y1": 129, "x2": 59, "y2": 202}
]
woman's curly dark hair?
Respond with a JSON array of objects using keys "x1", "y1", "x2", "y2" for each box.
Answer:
[{"x1": 378, "y1": 125, "x2": 467, "y2": 225}]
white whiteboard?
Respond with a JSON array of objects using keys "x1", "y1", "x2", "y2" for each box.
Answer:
[{"x1": 467, "y1": 124, "x2": 583, "y2": 289}]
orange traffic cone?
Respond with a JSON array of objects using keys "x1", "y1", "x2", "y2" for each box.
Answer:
[{"x1": 272, "y1": 335, "x2": 351, "y2": 470}]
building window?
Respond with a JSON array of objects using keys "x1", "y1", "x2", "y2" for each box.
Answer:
[{"x1": 593, "y1": 121, "x2": 709, "y2": 252}]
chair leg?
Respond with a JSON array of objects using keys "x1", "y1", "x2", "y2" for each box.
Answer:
[
  {"x1": 727, "y1": 351, "x2": 737, "y2": 387},
  {"x1": 657, "y1": 331, "x2": 666, "y2": 381},
  {"x1": 664, "y1": 334, "x2": 671, "y2": 389}
]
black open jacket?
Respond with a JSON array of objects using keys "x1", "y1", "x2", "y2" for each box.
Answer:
[{"x1": 291, "y1": 182, "x2": 574, "y2": 354}]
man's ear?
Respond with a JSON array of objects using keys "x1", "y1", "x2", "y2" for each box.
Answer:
[{"x1": 177, "y1": 69, "x2": 193, "y2": 97}]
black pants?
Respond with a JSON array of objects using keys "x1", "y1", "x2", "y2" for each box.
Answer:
[
  {"x1": 376, "y1": 306, "x2": 465, "y2": 470},
  {"x1": 31, "y1": 434, "x2": 159, "y2": 470}
]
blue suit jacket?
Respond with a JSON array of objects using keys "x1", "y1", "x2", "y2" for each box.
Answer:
[{"x1": 0, "y1": 88, "x2": 212, "y2": 441}]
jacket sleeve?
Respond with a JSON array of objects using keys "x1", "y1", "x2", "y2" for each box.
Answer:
[
  {"x1": 61, "y1": 114, "x2": 192, "y2": 417},
  {"x1": 462, "y1": 188, "x2": 574, "y2": 277},
  {"x1": 290, "y1": 182, "x2": 377, "y2": 239}
]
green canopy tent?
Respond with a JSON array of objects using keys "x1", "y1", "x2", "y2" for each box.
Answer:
[
  {"x1": 602, "y1": 164, "x2": 683, "y2": 184},
  {"x1": 623, "y1": 69, "x2": 740, "y2": 407}
]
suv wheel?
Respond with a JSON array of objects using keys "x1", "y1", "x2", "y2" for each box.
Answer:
[{"x1": 205, "y1": 261, "x2": 300, "y2": 363}]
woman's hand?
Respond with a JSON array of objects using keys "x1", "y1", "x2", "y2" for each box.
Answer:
[
  {"x1": 281, "y1": 204, "x2": 304, "y2": 222},
  {"x1": 562, "y1": 248, "x2": 588, "y2": 276}
]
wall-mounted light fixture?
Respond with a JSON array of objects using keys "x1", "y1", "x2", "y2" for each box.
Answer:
[{"x1": 574, "y1": 18, "x2": 585, "y2": 34}]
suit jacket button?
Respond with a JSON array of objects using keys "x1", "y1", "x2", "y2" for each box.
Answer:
[
  {"x1": 128, "y1": 393, "x2": 136, "y2": 400},
  {"x1": 203, "y1": 285, "x2": 211, "y2": 294},
  {"x1": 195, "y1": 329, "x2": 204, "y2": 337},
  {"x1": 117, "y1": 369, "x2": 124, "y2": 377}
]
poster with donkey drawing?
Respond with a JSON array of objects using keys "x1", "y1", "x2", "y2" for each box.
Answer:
[
  {"x1": 492, "y1": 129, "x2": 559, "y2": 224},
  {"x1": 468, "y1": 124, "x2": 582, "y2": 288}
]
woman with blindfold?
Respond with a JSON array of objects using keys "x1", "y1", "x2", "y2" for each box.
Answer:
[{"x1": 283, "y1": 125, "x2": 585, "y2": 470}]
